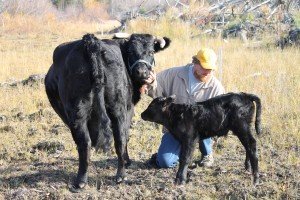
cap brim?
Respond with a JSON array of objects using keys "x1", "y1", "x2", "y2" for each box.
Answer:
[
  {"x1": 192, "y1": 56, "x2": 198, "y2": 61},
  {"x1": 201, "y1": 62, "x2": 216, "y2": 70}
]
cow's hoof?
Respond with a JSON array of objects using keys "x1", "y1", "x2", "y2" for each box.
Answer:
[
  {"x1": 174, "y1": 178, "x2": 186, "y2": 185},
  {"x1": 125, "y1": 160, "x2": 132, "y2": 168},
  {"x1": 69, "y1": 184, "x2": 86, "y2": 193},
  {"x1": 253, "y1": 177, "x2": 259, "y2": 186},
  {"x1": 245, "y1": 161, "x2": 251, "y2": 172},
  {"x1": 116, "y1": 176, "x2": 128, "y2": 184},
  {"x1": 188, "y1": 161, "x2": 198, "y2": 169}
]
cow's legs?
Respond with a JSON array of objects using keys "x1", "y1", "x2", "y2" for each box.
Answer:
[
  {"x1": 124, "y1": 144, "x2": 131, "y2": 167},
  {"x1": 175, "y1": 139, "x2": 196, "y2": 185},
  {"x1": 124, "y1": 108, "x2": 134, "y2": 167},
  {"x1": 236, "y1": 127, "x2": 259, "y2": 185},
  {"x1": 110, "y1": 116, "x2": 128, "y2": 183},
  {"x1": 65, "y1": 100, "x2": 92, "y2": 192},
  {"x1": 245, "y1": 152, "x2": 251, "y2": 172},
  {"x1": 69, "y1": 121, "x2": 91, "y2": 190}
]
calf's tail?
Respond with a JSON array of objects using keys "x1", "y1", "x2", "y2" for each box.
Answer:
[{"x1": 246, "y1": 93, "x2": 262, "y2": 135}]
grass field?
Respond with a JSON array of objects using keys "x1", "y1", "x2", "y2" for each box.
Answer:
[{"x1": 0, "y1": 14, "x2": 299, "y2": 199}]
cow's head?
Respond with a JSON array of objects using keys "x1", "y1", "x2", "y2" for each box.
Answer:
[
  {"x1": 113, "y1": 33, "x2": 171, "y2": 85},
  {"x1": 141, "y1": 95, "x2": 176, "y2": 124}
]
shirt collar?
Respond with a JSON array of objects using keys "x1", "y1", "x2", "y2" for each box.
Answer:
[{"x1": 177, "y1": 64, "x2": 213, "y2": 88}]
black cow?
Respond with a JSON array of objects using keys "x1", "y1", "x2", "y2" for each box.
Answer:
[
  {"x1": 141, "y1": 93, "x2": 261, "y2": 185},
  {"x1": 45, "y1": 33, "x2": 170, "y2": 192}
]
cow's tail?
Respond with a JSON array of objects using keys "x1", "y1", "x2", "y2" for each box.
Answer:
[
  {"x1": 245, "y1": 93, "x2": 262, "y2": 135},
  {"x1": 83, "y1": 34, "x2": 113, "y2": 153},
  {"x1": 83, "y1": 34, "x2": 104, "y2": 87}
]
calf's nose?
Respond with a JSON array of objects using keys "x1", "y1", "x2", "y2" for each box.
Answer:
[
  {"x1": 141, "y1": 112, "x2": 147, "y2": 120},
  {"x1": 141, "y1": 112, "x2": 145, "y2": 120}
]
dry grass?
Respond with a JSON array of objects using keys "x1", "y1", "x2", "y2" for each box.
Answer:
[{"x1": 0, "y1": 14, "x2": 299, "y2": 199}]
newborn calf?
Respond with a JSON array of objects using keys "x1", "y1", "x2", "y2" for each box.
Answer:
[{"x1": 141, "y1": 92, "x2": 261, "y2": 185}]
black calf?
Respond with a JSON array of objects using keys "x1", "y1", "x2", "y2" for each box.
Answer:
[{"x1": 141, "y1": 92, "x2": 262, "y2": 185}]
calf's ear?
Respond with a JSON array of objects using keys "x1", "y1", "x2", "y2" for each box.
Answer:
[
  {"x1": 158, "y1": 97, "x2": 167, "y2": 102},
  {"x1": 165, "y1": 95, "x2": 176, "y2": 105},
  {"x1": 169, "y1": 95, "x2": 176, "y2": 100}
]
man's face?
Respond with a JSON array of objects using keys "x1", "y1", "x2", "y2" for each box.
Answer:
[{"x1": 192, "y1": 61, "x2": 213, "y2": 82}]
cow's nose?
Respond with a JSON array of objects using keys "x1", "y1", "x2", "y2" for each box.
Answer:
[
  {"x1": 136, "y1": 67, "x2": 148, "y2": 77},
  {"x1": 142, "y1": 68, "x2": 148, "y2": 77}
]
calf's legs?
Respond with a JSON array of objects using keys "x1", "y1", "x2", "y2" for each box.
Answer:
[
  {"x1": 236, "y1": 128, "x2": 259, "y2": 185},
  {"x1": 175, "y1": 139, "x2": 196, "y2": 184}
]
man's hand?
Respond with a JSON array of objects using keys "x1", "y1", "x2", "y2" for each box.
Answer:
[
  {"x1": 140, "y1": 70, "x2": 156, "y2": 95},
  {"x1": 145, "y1": 70, "x2": 156, "y2": 84}
]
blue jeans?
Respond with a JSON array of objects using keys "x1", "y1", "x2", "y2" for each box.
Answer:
[{"x1": 156, "y1": 132, "x2": 212, "y2": 168}]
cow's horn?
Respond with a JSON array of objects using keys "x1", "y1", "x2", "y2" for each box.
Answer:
[
  {"x1": 154, "y1": 36, "x2": 166, "y2": 48},
  {"x1": 114, "y1": 33, "x2": 131, "y2": 39}
]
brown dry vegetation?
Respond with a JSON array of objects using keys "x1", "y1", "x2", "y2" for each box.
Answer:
[{"x1": 0, "y1": 7, "x2": 300, "y2": 200}]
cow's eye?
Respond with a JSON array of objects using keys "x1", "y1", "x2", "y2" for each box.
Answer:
[{"x1": 101, "y1": 51, "x2": 107, "y2": 56}]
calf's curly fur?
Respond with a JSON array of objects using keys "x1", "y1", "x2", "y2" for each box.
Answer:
[{"x1": 141, "y1": 92, "x2": 262, "y2": 185}]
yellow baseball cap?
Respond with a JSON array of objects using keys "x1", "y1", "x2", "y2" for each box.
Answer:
[{"x1": 193, "y1": 48, "x2": 217, "y2": 70}]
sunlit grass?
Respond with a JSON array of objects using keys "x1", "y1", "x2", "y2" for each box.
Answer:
[{"x1": 0, "y1": 13, "x2": 299, "y2": 164}]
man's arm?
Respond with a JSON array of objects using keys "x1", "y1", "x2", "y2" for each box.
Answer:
[{"x1": 139, "y1": 70, "x2": 156, "y2": 95}]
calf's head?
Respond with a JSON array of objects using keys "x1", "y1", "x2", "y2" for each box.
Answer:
[
  {"x1": 141, "y1": 95, "x2": 176, "y2": 124},
  {"x1": 113, "y1": 33, "x2": 171, "y2": 85}
]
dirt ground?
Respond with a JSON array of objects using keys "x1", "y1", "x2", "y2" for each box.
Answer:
[{"x1": 0, "y1": 84, "x2": 299, "y2": 199}]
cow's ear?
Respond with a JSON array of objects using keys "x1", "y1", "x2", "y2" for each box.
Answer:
[{"x1": 154, "y1": 37, "x2": 171, "y2": 53}]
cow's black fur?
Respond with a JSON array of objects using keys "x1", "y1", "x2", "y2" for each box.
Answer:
[
  {"x1": 141, "y1": 92, "x2": 262, "y2": 185},
  {"x1": 113, "y1": 34, "x2": 171, "y2": 104},
  {"x1": 45, "y1": 33, "x2": 170, "y2": 192}
]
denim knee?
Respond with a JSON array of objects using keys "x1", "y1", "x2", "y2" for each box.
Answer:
[
  {"x1": 199, "y1": 137, "x2": 212, "y2": 156},
  {"x1": 156, "y1": 133, "x2": 181, "y2": 168},
  {"x1": 157, "y1": 152, "x2": 179, "y2": 168}
]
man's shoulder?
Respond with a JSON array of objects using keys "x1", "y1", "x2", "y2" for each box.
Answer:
[
  {"x1": 157, "y1": 65, "x2": 189, "y2": 78},
  {"x1": 208, "y1": 76, "x2": 224, "y2": 88},
  {"x1": 209, "y1": 76, "x2": 222, "y2": 84},
  {"x1": 159, "y1": 65, "x2": 188, "y2": 73}
]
